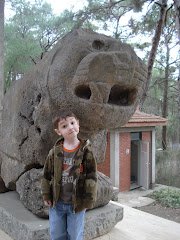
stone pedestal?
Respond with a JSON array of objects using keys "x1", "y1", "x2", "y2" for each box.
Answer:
[{"x1": 0, "y1": 191, "x2": 123, "y2": 240}]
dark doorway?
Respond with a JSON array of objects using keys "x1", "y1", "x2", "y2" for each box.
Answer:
[{"x1": 131, "y1": 132, "x2": 149, "y2": 190}]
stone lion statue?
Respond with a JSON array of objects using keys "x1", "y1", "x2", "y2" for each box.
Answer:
[{"x1": 0, "y1": 29, "x2": 147, "y2": 191}]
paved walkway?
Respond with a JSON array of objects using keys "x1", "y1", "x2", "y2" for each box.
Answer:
[
  {"x1": 1, "y1": 184, "x2": 179, "y2": 240},
  {"x1": 0, "y1": 229, "x2": 12, "y2": 240},
  {"x1": 95, "y1": 201, "x2": 180, "y2": 240},
  {"x1": 117, "y1": 184, "x2": 169, "y2": 207}
]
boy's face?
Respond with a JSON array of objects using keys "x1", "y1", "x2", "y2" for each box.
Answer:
[{"x1": 55, "y1": 116, "x2": 79, "y2": 140}]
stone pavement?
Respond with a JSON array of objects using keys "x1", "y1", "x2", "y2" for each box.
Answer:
[
  {"x1": 95, "y1": 201, "x2": 180, "y2": 240},
  {"x1": 0, "y1": 229, "x2": 12, "y2": 240},
  {"x1": 117, "y1": 184, "x2": 169, "y2": 207},
  {"x1": 1, "y1": 184, "x2": 179, "y2": 240}
]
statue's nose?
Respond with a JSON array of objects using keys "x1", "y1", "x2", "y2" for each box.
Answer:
[
  {"x1": 74, "y1": 81, "x2": 136, "y2": 106},
  {"x1": 73, "y1": 51, "x2": 137, "y2": 106},
  {"x1": 89, "y1": 82, "x2": 111, "y2": 104},
  {"x1": 74, "y1": 82, "x2": 110, "y2": 104}
]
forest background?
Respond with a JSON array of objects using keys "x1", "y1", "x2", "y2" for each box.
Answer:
[{"x1": 0, "y1": 0, "x2": 180, "y2": 187}]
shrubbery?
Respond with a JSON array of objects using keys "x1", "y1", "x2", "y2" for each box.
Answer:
[
  {"x1": 156, "y1": 149, "x2": 180, "y2": 188},
  {"x1": 149, "y1": 188, "x2": 180, "y2": 209}
]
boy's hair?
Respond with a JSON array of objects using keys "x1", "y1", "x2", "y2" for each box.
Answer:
[{"x1": 52, "y1": 109, "x2": 78, "y2": 129}]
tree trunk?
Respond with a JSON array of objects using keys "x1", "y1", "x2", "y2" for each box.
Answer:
[
  {"x1": 178, "y1": 75, "x2": 180, "y2": 143},
  {"x1": 0, "y1": 0, "x2": 5, "y2": 114},
  {"x1": 162, "y1": 44, "x2": 170, "y2": 149},
  {"x1": 140, "y1": 0, "x2": 167, "y2": 108},
  {"x1": 174, "y1": 0, "x2": 180, "y2": 143}
]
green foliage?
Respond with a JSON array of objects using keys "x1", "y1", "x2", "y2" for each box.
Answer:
[
  {"x1": 149, "y1": 188, "x2": 180, "y2": 208},
  {"x1": 4, "y1": 0, "x2": 80, "y2": 91},
  {"x1": 166, "y1": 113, "x2": 179, "y2": 143},
  {"x1": 139, "y1": 3, "x2": 160, "y2": 33},
  {"x1": 75, "y1": 0, "x2": 149, "y2": 40},
  {"x1": 155, "y1": 149, "x2": 170, "y2": 164},
  {"x1": 156, "y1": 149, "x2": 180, "y2": 188},
  {"x1": 131, "y1": 0, "x2": 146, "y2": 12}
]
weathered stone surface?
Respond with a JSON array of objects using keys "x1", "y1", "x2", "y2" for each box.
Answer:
[
  {"x1": 16, "y1": 168, "x2": 48, "y2": 218},
  {"x1": 0, "y1": 176, "x2": 9, "y2": 193},
  {"x1": 0, "y1": 191, "x2": 123, "y2": 240},
  {"x1": 0, "y1": 29, "x2": 147, "y2": 189},
  {"x1": 94, "y1": 171, "x2": 114, "y2": 208},
  {"x1": 0, "y1": 191, "x2": 50, "y2": 240},
  {"x1": 0, "y1": 163, "x2": 8, "y2": 193},
  {"x1": 111, "y1": 187, "x2": 119, "y2": 202},
  {"x1": 84, "y1": 202, "x2": 123, "y2": 240},
  {"x1": 16, "y1": 169, "x2": 114, "y2": 217}
]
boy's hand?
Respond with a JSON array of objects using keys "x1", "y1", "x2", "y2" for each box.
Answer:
[{"x1": 44, "y1": 200, "x2": 52, "y2": 207}]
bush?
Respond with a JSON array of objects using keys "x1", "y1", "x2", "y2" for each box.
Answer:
[
  {"x1": 156, "y1": 149, "x2": 180, "y2": 188},
  {"x1": 156, "y1": 149, "x2": 170, "y2": 164},
  {"x1": 149, "y1": 188, "x2": 180, "y2": 209}
]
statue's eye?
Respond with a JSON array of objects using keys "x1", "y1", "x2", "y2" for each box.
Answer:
[
  {"x1": 75, "y1": 84, "x2": 91, "y2": 100},
  {"x1": 108, "y1": 85, "x2": 136, "y2": 106},
  {"x1": 92, "y1": 40, "x2": 105, "y2": 50}
]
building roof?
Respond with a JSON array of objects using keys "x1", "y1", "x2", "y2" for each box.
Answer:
[{"x1": 121, "y1": 111, "x2": 168, "y2": 128}]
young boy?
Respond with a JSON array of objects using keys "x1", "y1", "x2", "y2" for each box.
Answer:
[{"x1": 41, "y1": 109, "x2": 97, "y2": 240}]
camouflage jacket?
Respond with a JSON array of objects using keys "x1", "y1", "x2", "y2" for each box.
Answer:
[{"x1": 41, "y1": 138, "x2": 97, "y2": 213}]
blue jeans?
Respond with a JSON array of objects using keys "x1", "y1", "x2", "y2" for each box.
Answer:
[{"x1": 49, "y1": 201, "x2": 86, "y2": 240}]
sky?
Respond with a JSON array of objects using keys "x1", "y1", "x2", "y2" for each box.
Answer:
[
  {"x1": 4, "y1": 0, "x2": 87, "y2": 19},
  {"x1": 4, "y1": 0, "x2": 178, "y2": 61},
  {"x1": 45, "y1": 0, "x2": 87, "y2": 14}
]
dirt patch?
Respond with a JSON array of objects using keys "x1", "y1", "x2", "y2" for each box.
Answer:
[{"x1": 135, "y1": 201, "x2": 180, "y2": 224}]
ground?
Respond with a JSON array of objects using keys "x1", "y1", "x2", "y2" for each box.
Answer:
[{"x1": 135, "y1": 201, "x2": 180, "y2": 223}]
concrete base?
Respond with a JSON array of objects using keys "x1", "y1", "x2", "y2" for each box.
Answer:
[{"x1": 0, "y1": 192, "x2": 123, "y2": 240}]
